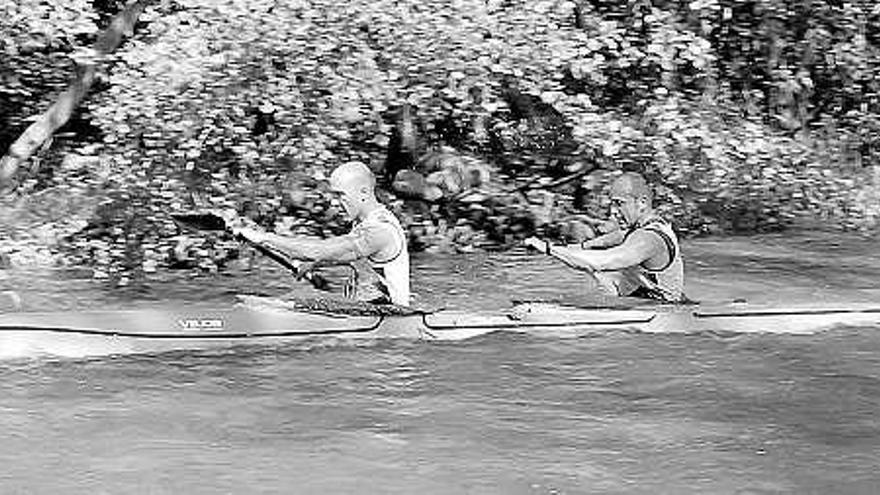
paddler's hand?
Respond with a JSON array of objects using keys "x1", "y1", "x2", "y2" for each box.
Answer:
[
  {"x1": 293, "y1": 260, "x2": 316, "y2": 278},
  {"x1": 212, "y1": 208, "x2": 239, "y2": 223},
  {"x1": 597, "y1": 218, "x2": 621, "y2": 235},
  {"x1": 294, "y1": 260, "x2": 321, "y2": 283},
  {"x1": 211, "y1": 208, "x2": 247, "y2": 235},
  {"x1": 523, "y1": 236, "x2": 551, "y2": 255},
  {"x1": 233, "y1": 225, "x2": 271, "y2": 246}
]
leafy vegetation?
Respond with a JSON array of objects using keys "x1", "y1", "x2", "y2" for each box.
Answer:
[{"x1": 1, "y1": 0, "x2": 879, "y2": 280}]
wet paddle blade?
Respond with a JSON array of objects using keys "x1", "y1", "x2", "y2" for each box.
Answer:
[{"x1": 171, "y1": 212, "x2": 228, "y2": 232}]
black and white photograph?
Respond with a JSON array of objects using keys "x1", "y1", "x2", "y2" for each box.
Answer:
[{"x1": 1, "y1": 0, "x2": 879, "y2": 493}]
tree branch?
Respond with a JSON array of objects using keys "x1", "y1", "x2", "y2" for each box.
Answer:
[{"x1": 0, "y1": 0, "x2": 157, "y2": 191}]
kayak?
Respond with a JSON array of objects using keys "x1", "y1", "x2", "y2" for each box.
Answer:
[{"x1": 1, "y1": 296, "x2": 879, "y2": 359}]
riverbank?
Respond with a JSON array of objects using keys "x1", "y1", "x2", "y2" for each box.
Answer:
[{"x1": 3, "y1": 1, "x2": 879, "y2": 279}]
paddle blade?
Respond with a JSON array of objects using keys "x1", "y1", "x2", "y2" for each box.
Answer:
[{"x1": 171, "y1": 212, "x2": 229, "y2": 232}]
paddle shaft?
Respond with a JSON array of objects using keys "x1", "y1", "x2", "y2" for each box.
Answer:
[{"x1": 172, "y1": 212, "x2": 331, "y2": 291}]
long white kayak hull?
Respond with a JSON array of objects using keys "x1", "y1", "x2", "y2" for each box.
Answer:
[{"x1": 1, "y1": 301, "x2": 879, "y2": 359}]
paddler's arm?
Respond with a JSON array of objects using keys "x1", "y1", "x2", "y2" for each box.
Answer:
[
  {"x1": 559, "y1": 230, "x2": 665, "y2": 271},
  {"x1": 234, "y1": 223, "x2": 392, "y2": 264},
  {"x1": 563, "y1": 220, "x2": 624, "y2": 250},
  {"x1": 525, "y1": 236, "x2": 595, "y2": 272},
  {"x1": 575, "y1": 228, "x2": 626, "y2": 250},
  {"x1": 527, "y1": 231, "x2": 662, "y2": 272}
]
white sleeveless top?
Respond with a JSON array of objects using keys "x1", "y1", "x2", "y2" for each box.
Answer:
[{"x1": 351, "y1": 207, "x2": 410, "y2": 306}]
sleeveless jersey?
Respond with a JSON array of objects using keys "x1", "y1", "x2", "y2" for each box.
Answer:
[
  {"x1": 351, "y1": 206, "x2": 410, "y2": 306},
  {"x1": 625, "y1": 215, "x2": 685, "y2": 302}
]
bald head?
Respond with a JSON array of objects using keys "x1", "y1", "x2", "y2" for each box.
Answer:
[
  {"x1": 327, "y1": 161, "x2": 378, "y2": 221},
  {"x1": 329, "y1": 161, "x2": 375, "y2": 193},
  {"x1": 608, "y1": 171, "x2": 654, "y2": 228},
  {"x1": 611, "y1": 172, "x2": 652, "y2": 204}
]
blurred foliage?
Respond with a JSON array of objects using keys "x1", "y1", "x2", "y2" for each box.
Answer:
[{"x1": 1, "y1": 0, "x2": 879, "y2": 280}]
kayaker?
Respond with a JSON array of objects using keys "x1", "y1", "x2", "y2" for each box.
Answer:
[
  {"x1": 231, "y1": 161, "x2": 411, "y2": 306},
  {"x1": 525, "y1": 171, "x2": 685, "y2": 302}
]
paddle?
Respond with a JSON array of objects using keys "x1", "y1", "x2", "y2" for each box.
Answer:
[{"x1": 171, "y1": 211, "x2": 331, "y2": 291}]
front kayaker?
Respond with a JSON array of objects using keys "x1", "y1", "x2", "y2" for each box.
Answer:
[
  {"x1": 232, "y1": 161, "x2": 411, "y2": 306},
  {"x1": 525, "y1": 171, "x2": 685, "y2": 303}
]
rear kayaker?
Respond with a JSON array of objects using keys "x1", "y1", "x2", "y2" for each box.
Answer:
[{"x1": 525, "y1": 172, "x2": 685, "y2": 303}]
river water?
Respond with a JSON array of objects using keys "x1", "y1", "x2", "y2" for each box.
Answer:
[{"x1": 1, "y1": 230, "x2": 879, "y2": 494}]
